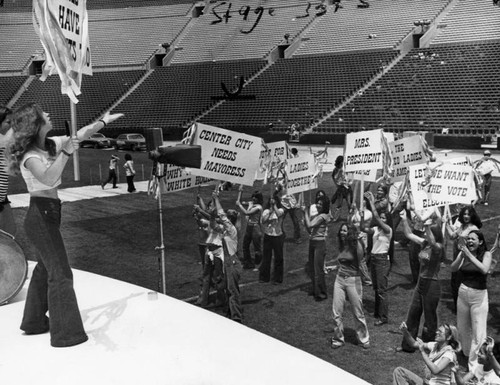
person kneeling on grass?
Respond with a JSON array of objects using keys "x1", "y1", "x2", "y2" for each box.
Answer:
[
  {"x1": 453, "y1": 337, "x2": 500, "y2": 384},
  {"x1": 393, "y1": 322, "x2": 460, "y2": 385}
]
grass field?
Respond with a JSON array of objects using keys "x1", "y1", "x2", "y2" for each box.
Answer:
[{"x1": 10, "y1": 148, "x2": 500, "y2": 385}]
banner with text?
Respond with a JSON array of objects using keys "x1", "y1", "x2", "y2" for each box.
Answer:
[
  {"x1": 33, "y1": 0, "x2": 92, "y2": 103},
  {"x1": 256, "y1": 141, "x2": 288, "y2": 181},
  {"x1": 160, "y1": 164, "x2": 213, "y2": 193},
  {"x1": 390, "y1": 136, "x2": 426, "y2": 181},
  {"x1": 409, "y1": 164, "x2": 477, "y2": 211},
  {"x1": 344, "y1": 129, "x2": 384, "y2": 172},
  {"x1": 285, "y1": 154, "x2": 318, "y2": 195},
  {"x1": 189, "y1": 123, "x2": 262, "y2": 186}
]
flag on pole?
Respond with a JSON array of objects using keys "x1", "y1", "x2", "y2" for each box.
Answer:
[
  {"x1": 181, "y1": 123, "x2": 198, "y2": 145},
  {"x1": 32, "y1": 0, "x2": 92, "y2": 103}
]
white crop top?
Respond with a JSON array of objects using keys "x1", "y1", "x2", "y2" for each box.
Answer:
[{"x1": 21, "y1": 136, "x2": 64, "y2": 192}]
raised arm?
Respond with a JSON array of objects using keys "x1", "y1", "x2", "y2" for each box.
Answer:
[
  {"x1": 399, "y1": 211, "x2": 424, "y2": 245},
  {"x1": 365, "y1": 193, "x2": 391, "y2": 234},
  {"x1": 76, "y1": 111, "x2": 124, "y2": 141}
]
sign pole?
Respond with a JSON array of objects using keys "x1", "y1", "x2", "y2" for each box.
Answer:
[{"x1": 70, "y1": 100, "x2": 80, "y2": 181}]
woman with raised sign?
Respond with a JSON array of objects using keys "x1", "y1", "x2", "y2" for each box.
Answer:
[{"x1": 8, "y1": 102, "x2": 123, "y2": 347}]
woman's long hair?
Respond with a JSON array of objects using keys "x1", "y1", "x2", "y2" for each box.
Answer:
[
  {"x1": 442, "y1": 323, "x2": 461, "y2": 352},
  {"x1": 7, "y1": 103, "x2": 55, "y2": 175},
  {"x1": 337, "y1": 222, "x2": 359, "y2": 258},
  {"x1": 458, "y1": 205, "x2": 482, "y2": 229}
]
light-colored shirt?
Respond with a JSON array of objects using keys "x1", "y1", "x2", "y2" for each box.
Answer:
[
  {"x1": 280, "y1": 194, "x2": 297, "y2": 210},
  {"x1": 371, "y1": 226, "x2": 392, "y2": 254},
  {"x1": 261, "y1": 207, "x2": 284, "y2": 237},
  {"x1": 424, "y1": 342, "x2": 456, "y2": 385},
  {"x1": 21, "y1": 136, "x2": 64, "y2": 192},
  {"x1": 470, "y1": 362, "x2": 500, "y2": 384},
  {"x1": 124, "y1": 160, "x2": 135, "y2": 176}
]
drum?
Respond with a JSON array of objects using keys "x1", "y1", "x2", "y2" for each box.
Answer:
[{"x1": 0, "y1": 230, "x2": 27, "y2": 305}]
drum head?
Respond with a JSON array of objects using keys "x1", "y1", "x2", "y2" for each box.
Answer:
[{"x1": 0, "y1": 232, "x2": 27, "y2": 305}]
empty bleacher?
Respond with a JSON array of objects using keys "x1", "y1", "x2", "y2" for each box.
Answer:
[
  {"x1": 431, "y1": 0, "x2": 500, "y2": 46},
  {"x1": 11, "y1": 70, "x2": 147, "y2": 134},
  {"x1": 170, "y1": 3, "x2": 315, "y2": 64},
  {"x1": 198, "y1": 50, "x2": 397, "y2": 133},
  {"x1": 316, "y1": 42, "x2": 500, "y2": 136},
  {"x1": 293, "y1": 0, "x2": 450, "y2": 56},
  {"x1": 106, "y1": 60, "x2": 266, "y2": 133},
  {"x1": 0, "y1": 76, "x2": 28, "y2": 105}
]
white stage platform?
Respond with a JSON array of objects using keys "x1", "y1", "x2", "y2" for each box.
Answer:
[{"x1": 0, "y1": 263, "x2": 369, "y2": 385}]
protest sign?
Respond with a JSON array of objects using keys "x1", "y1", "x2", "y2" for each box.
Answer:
[
  {"x1": 346, "y1": 169, "x2": 378, "y2": 182},
  {"x1": 256, "y1": 141, "x2": 288, "y2": 181},
  {"x1": 390, "y1": 136, "x2": 426, "y2": 181},
  {"x1": 286, "y1": 154, "x2": 318, "y2": 195},
  {"x1": 160, "y1": 164, "x2": 213, "y2": 193},
  {"x1": 444, "y1": 156, "x2": 470, "y2": 166},
  {"x1": 33, "y1": 0, "x2": 92, "y2": 103},
  {"x1": 187, "y1": 123, "x2": 262, "y2": 186},
  {"x1": 409, "y1": 163, "x2": 476, "y2": 211},
  {"x1": 426, "y1": 164, "x2": 476, "y2": 204},
  {"x1": 344, "y1": 129, "x2": 384, "y2": 172}
]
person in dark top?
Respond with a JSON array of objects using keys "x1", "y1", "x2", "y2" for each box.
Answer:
[{"x1": 451, "y1": 230, "x2": 492, "y2": 370}]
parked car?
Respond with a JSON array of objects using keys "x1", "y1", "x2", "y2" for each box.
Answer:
[
  {"x1": 113, "y1": 133, "x2": 147, "y2": 151},
  {"x1": 80, "y1": 133, "x2": 112, "y2": 148}
]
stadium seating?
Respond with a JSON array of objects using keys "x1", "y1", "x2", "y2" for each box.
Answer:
[
  {"x1": 170, "y1": 3, "x2": 315, "y2": 64},
  {"x1": 294, "y1": 0, "x2": 450, "y2": 56},
  {"x1": 199, "y1": 50, "x2": 398, "y2": 133},
  {"x1": 10, "y1": 70, "x2": 147, "y2": 134},
  {"x1": 1, "y1": 0, "x2": 499, "y2": 147},
  {"x1": 431, "y1": 0, "x2": 500, "y2": 46},
  {"x1": 317, "y1": 42, "x2": 500, "y2": 137},
  {"x1": 107, "y1": 60, "x2": 266, "y2": 132}
]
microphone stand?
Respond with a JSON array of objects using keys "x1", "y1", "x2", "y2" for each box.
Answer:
[{"x1": 152, "y1": 161, "x2": 167, "y2": 294}]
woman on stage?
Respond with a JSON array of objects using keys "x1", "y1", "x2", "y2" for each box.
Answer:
[{"x1": 8, "y1": 103, "x2": 123, "y2": 347}]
